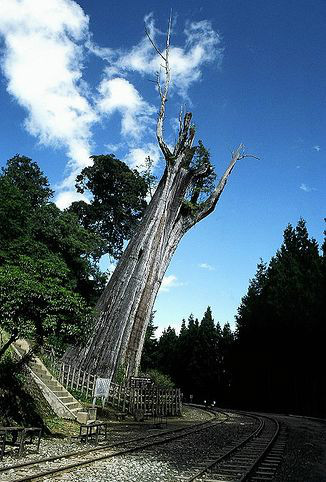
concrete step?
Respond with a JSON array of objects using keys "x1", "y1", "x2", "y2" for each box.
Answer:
[
  {"x1": 58, "y1": 396, "x2": 75, "y2": 403},
  {"x1": 53, "y1": 390, "x2": 68, "y2": 397},
  {"x1": 12, "y1": 338, "x2": 84, "y2": 420},
  {"x1": 65, "y1": 402, "x2": 82, "y2": 410},
  {"x1": 34, "y1": 370, "x2": 53, "y2": 381},
  {"x1": 70, "y1": 407, "x2": 83, "y2": 415},
  {"x1": 46, "y1": 381, "x2": 62, "y2": 390}
]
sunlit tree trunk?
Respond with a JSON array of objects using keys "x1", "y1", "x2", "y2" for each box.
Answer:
[{"x1": 64, "y1": 17, "x2": 254, "y2": 381}]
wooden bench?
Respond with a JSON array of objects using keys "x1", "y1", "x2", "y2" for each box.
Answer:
[
  {"x1": 79, "y1": 421, "x2": 109, "y2": 444},
  {"x1": 19, "y1": 427, "x2": 42, "y2": 456},
  {"x1": 0, "y1": 426, "x2": 42, "y2": 458}
]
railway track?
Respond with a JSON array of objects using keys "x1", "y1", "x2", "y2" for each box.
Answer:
[
  {"x1": 1, "y1": 410, "x2": 285, "y2": 481},
  {"x1": 0, "y1": 410, "x2": 226, "y2": 481},
  {"x1": 180, "y1": 410, "x2": 286, "y2": 481}
]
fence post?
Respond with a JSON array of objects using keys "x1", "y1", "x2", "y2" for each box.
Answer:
[
  {"x1": 86, "y1": 373, "x2": 91, "y2": 398},
  {"x1": 70, "y1": 367, "x2": 76, "y2": 389}
]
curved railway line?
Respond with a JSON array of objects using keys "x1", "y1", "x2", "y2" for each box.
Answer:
[
  {"x1": 181, "y1": 410, "x2": 286, "y2": 481},
  {"x1": 0, "y1": 409, "x2": 286, "y2": 481}
]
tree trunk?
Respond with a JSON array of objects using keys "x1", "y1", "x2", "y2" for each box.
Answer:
[
  {"x1": 64, "y1": 20, "x2": 254, "y2": 382},
  {"x1": 66, "y1": 154, "x2": 193, "y2": 377},
  {"x1": 0, "y1": 328, "x2": 18, "y2": 360}
]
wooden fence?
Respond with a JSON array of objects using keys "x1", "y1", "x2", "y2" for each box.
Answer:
[
  {"x1": 107, "y1": 383, "x2": 182, "y2": 416},
  {"x1": 47, "y1": 358, "x2": 182, "y2": 416},
  {"x1": 57, "y1": 363, "x2": 97, "y2": 399}
]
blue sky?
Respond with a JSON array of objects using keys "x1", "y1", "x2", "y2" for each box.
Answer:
[{"x1": 0, "y1": 0, "x2": 325, "y2": 334}]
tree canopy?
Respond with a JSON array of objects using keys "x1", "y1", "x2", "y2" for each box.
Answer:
[
  {"x1": 141, "y1": 219, "x2": 325, "y2": 416},
  {"x1": 0, "y1": 155, "x2": 105, "y2": 352},
  {"x1": 233, "y1": 218, "x2": 325, "y2": 415},
  {"x1": 68, "y1": 154, "x2": 149, "y2": 259}
]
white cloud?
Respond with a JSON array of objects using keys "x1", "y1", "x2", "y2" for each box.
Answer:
[
  {"x1": 198, "y1": 262, "x2": 215, "y2": 271},
  {"x1": 0, "y1": 4, "x2": 223, "y2": 199},
  {"x1": 0, "y1": 0, "x2": 96, "y2": 183},
  {"x1": 96, "y1": 15, "x2": 222, "y2": 98},
  {"x1": 313, "y1": 145, "x2": 321, "y2": 152},
  {"x1": 105, "y1": 142, "x2": 124, "y2": 153},
  {"x1": 55, "y1": 189, "x2": 89, "y2": 210},
  {"x1": 97, "y1": 77, "x2": 155, "y2": 140},
  {"x1": 299, "y1": 183, "x2": 316, "y2": 192},
  {"x1": 124, "y1": 143, "x2": 161, "y2": 171},
  {"x1": 159, "y1": 274, "x2": 184, "y2": 293}
]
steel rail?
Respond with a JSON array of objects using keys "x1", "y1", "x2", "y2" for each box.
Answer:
[
  {"x1": 1, "y1": 410, "x2": 228, "y2": 481},
  {"x1": 239, "y1": 415, "x2": 280, "y2": 481},
  {"x1": 184, "y1": 410, "x2": 280, "y2": 482}
]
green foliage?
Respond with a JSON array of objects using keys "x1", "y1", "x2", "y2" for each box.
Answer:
[
  {"x1": 69, "y1": 154, "x2": 149, "y2": 259},
  {"x1": 141, "y1": 307, "x2": 233, "y2": 403},
  {"x1": 114, "y1": 363, "x2": 128, "y2": 385},
  {"x1": 234, "y1": 218, "x2": 325, "y2": 415},
  {"x1": 145, "y1": 369, "x2": 175, "y2": 389},
  {"x1": 1, "y1": 154, "x2": 53, "y2": 207},
  {"x1": 0, "y1": 155, "x2": 104, "y2": 351},
  {"x1": 183, "y1": 140, "x2": 216, "y2": 214},
  {"x1": 0, "y1": 256, "x2": 93, "y2": 348},
  {"x1": 141, "y1": 219, "x2": 325, "y2": 415},
  {"x1": 0, "y1": 351, "x2": 48, "y2": 427},
  {"x1": 140, "y1": 312, "x2": 158, "y2": 371}
]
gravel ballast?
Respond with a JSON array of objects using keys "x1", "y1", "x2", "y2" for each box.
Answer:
[{"x1": 2, "y1": 408, "x2": 325, "y2": 481}]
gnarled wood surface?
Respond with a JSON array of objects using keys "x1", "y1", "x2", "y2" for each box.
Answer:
[{"x1": 64, "y1": 18, "x2": 253, "y2": 381}]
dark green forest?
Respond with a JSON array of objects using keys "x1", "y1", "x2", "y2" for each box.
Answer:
[
  {"x1": 0, "y1": 155, "x2": 325, "y2": 417},
  {"x1": 141, "y1": 219, "x2": 326, "y2": 416}
]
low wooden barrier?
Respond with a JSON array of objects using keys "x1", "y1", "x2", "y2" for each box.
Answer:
[{"x1": 47, "y1": 359, "x2": 182, "y2": 416}]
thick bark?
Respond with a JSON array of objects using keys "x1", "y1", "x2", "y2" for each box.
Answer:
[
  {"x1": 64, "y1": 22, "x2": 253, "y2": 381},
  {"x1": 0, "y1": 329, "x2": 18, "y2": 360},
  {"x1": 66, "y1": 150, "x2": 194, "y2": 378},
  {"x1": 65, "y1": 139, "x2": 246, "y2": 380}
]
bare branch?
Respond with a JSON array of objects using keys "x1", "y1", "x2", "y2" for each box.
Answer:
[
  {"x1": 173, "y1": 112, "x2": 195, "y2": 158},
  {"x1": 150, "y1": 14, "x2": 173, "y2": 162},
  {"x1": 184, "y1": 145, "x2": 258, "y2": 228},
  {"x1": 145, "y1": 27, "x2": 166, "y2": 62},
  {"x1": 178, "y1": 105, "x2": 184, "y2": 133},
  {"x1": 155, "y1": 71, "x2": 163, "y2": 100}
]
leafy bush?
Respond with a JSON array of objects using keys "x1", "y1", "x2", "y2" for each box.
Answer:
[{"x1": 145, "y1": 369, "x2": 175, "y2": 389}]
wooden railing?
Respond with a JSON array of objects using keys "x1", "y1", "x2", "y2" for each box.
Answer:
[
  {"x1": 47, "y1": 359, "x2": 182, "y2": 416},
  {"x1": 58, "y1": 363, "x2": 97, "y2": 399}
]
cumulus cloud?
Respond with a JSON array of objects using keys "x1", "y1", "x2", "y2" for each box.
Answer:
[
  {"x1": 198, "y1": 262, "x2": 215, "y2": 271},
  {"x1": 0, "y1": 0, "x2": 96, "y2": 180},
  {"x1": 95, "y1": 14, "x2": 222, "y2": 98},
  {"x1": 300, "y1": 183, "x2": 316, "y2": 192},
  {"x1": 124, "y1": 143, "x2": 161, "y2": 171},
  {"x1": 159, "y1": 274, "x2": 184, "y2": 293},
  {"x1": 55, "y1": 190, "x2": 90, "y2": 211},
  {"x1": 0, "y1": 3, "x2": 222, "y2": 208},
  {"x1": 97, "y1": 77, "x2": 155, "y2": 140}
]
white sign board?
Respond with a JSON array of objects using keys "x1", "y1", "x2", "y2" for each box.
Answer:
[{"x1": 94, "y1": 377, "x2": 111, "y2": 398}]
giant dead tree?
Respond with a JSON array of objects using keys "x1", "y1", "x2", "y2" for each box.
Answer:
[{"x1": 66, "y1": 18, "x2": 255, "y2": 381}]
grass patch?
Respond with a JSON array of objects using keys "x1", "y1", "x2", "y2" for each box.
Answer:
[{"x1": 44, "y1": 416, "x2": 81, "y2": 437}]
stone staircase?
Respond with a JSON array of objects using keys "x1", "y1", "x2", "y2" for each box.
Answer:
[{"x1": 12, "y1": 339, "x2": 84, "y2": 420}]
